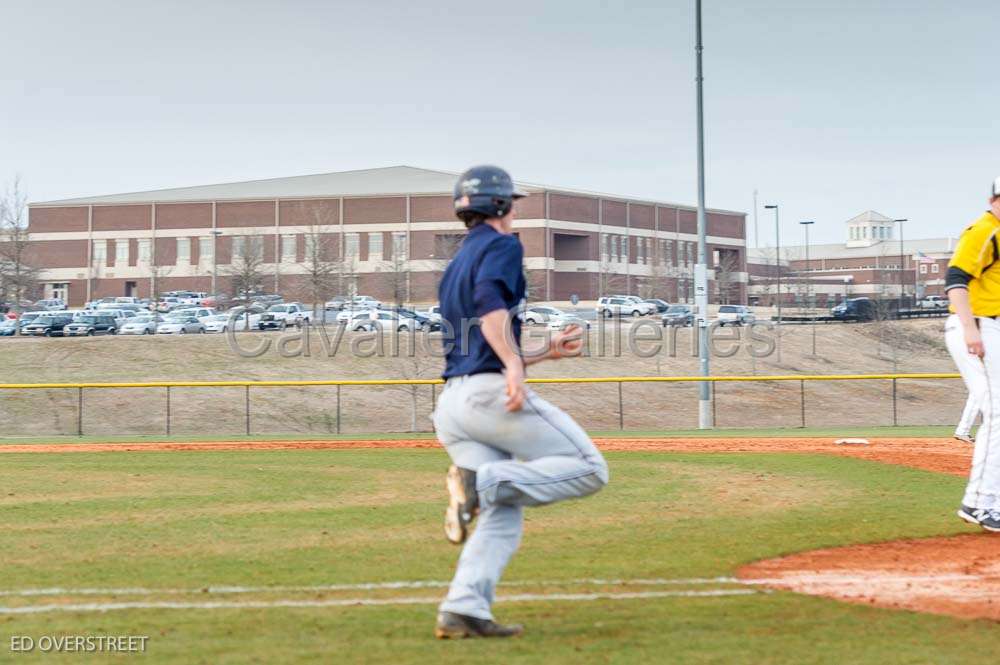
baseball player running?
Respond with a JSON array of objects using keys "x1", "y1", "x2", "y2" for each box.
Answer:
[
  {"x1": 431, "y1": 165, "x2": 609, "y2": 639},
  {"x1": 946, "y1": 176, "x2": 1000, "y2": 532}
]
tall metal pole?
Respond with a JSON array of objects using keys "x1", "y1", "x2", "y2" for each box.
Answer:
[
  {"x1": 753, "y1": 189, "x2": 759, "y2": 248},
  {"x1": 894, "y1": 218, "x2": 908, "y2": 306},
  {"x1": 801, "y1": 220, "x2": 815, "y2": 355},
  {"x1": 694, "y1": 0, "x2": 712, "y2": 428},
  {"x1": 765, "y1": 204, "x2": 780, "y2": 363}
]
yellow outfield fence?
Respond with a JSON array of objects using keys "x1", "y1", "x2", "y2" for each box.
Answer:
[{"x1": 0, "y1": 373, "x2": 963, "y2": 436}]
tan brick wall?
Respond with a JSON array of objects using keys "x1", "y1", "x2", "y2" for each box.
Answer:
[
  {"x1": 155, "y1": 202, "x2": 212, "y2": 230},
  {"x1": 28, "y1": 206, "x2": 88, "y2": 233}
]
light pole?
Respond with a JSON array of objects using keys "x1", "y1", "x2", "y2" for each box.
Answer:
[
  {"x1": 765, "y1": 204, "x2": 781, "y2": 363},
  {"x1": 211, "y1": 230, "x2": 223, "y2": 297},
  {"x1": 800, "y1": 220, "x2": 815, "y2": 356},
  {"x1": 694, "y1": 0, "x2": 711, "y2": 428},
  {"x1": 893, "y1": 218, "x2": 908, "y2": 306}
]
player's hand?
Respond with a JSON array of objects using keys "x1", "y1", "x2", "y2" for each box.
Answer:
[
  {"x1": 504, "y1": 363, "x2": 526, "y2": 412},
  {"x1": 964, "y1": 324, "x2": 984, "y2": 358},
  {"x1": 549, "y1": 325, "x2": 584, "y2": 360}
]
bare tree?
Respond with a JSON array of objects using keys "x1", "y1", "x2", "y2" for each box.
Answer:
[
  {"x1": 714, "y1": 249, "x2": 743, "y2": 305},
  {"x1": 383, "y1": 234, "x2": 409, "y2": 308},
  {"x1": 0, "y1": 178, "x2": 41, "y2": 329},
  {"x1": 226, "y1": 235, "x2": 267, "y2": 300},
  {"x1": 389, "y1": 351, "x2": 437, "y2": 432},
  {"x1": 298, "y1": 202, "x2": 343, "y2": 324}
]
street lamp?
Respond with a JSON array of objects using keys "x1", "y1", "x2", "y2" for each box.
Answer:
[
  {"x1": 765, "y1": 204, "x2": 781, "y2": 362},
  {"x1": 893, "y1": 218, "x2": 908, "y2": 305},
  {"x1": 800, "y1": 220, "x2": 815, "y2": 356}
]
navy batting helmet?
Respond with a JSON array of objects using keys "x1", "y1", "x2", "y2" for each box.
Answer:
[{"x1": 453, "y1": 165, "x2": 527, "y2": 225}]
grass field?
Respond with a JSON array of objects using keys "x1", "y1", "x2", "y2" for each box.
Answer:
[{"x1": 1, "y1": 441, "x2": 996, "y2": 664}]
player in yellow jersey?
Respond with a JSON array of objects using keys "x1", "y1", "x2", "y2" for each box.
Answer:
[{"x1": 945, "y1": 176, "x2": 1000, "y2": 531}]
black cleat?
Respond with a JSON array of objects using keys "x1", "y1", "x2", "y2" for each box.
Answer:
[
  {"x1": 958, "y1": 505, "x2": 982, "y2": 525},
  {"x1": 444, "y1": 465, "x2": 478, "y2": 545},
  {"x1": 434, "y1": 611, "x2": 524, "y2": 639},
  {"x1": 979, "y1": 509, "x2": 1000, "y2": 533}
]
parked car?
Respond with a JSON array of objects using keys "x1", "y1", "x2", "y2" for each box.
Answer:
[
  {"x1": 919, "y1": 295, "x2": 948, "y2": 309},
  {"x1": 349, "y1": 310, "x2": 418, "y2": 332},
  {"x1": 64, "y1": 314, "x2": 119, "y2": 336},
  {"x1": 325, "y1": 296, "x2": 349, "y2": 310},
  {"x1": 14, "y1": 311, "x2": 47, "y2": 329},
  {"x1": 260, "y1": 303, "x2": 312, "y2": 330},
  {"x1": 117, "y1": 314, "x2": 162, "y2": 335},
  {"x1": 170, "y1": 307, "x2": 217, "y2": 322},
  {"x1": 519, "y1": 306, "x2": 567, "y2": 325},
  {"x1": 21, "y1": 314, "x2": 74, "y2": 336},
  {"x1": 618, "y1": 296, "x2": 656, "y2": 315},
  {"x1": 423, "y1": 304, "x2": 442, "y2": 323},
  {"x1": 597, "y1": 296, "x2": 646, "y2": 318},
  {"x1": 336, "y1": 304, "x2": 377, "y2": 324},
  {"x1": 662, "y1": 305, "x2": 694, "y2": 327},
  {"x1": 157, "y1": 316, "x2": 205, "y2": 334},
  {"x1": 831, "y1": 297, "x2": 882, "y2": 321},
  {"x1": 34, "y1": 298, "x2": 67, "y2": 311},
  {"x1": 226, "y1": 305, "x2": 265, "y2": 331},
  {"x1": 95, "y1": 309, "x2": 137, "y2": 328},
  {"x1": 350, "y1": 295, "x2": 382, "y2": 309},
  {"x1": 394, "y1": 307, "x2": 439, "y2": 331},
  {"x1": 643, "y1": 298, "x2": 671, "y2": 314},
  {"x1": 717, "y1": 305, "x2": 755, "y2": 326},
  {"x1": 546, "y1": 312, "x2": 591, "y2": 331},
  {"x1": 0, "y1": 319, "x2": 16, "y2": 336}
]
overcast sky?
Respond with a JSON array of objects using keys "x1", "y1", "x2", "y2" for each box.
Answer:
[{"x1": 2, "y1": 0, "x2": 997, "y2": 245}]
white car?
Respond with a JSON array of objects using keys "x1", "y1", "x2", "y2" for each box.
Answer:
[
  {"x1": 520, "y1": 306, "x2": 567, "y2": 325},
  {"x1": 350, "y1": 295, "x2": 382, "y2": 309},
  {"x1": 99, "y1": 309, "x2": 137, "y2": 328},
  {"x1": 716, "y1": 305, "x2": 755, "y2": 327},
  {"x1": 422, "y1": 304, "x2": 442, "y2": 323},
  {"x1": 171, "y1": 307, "x2": 217, "y2": 322},
  {"x1": 349, "y1": 310, "x2": 418, "y2": 332},
  {"x1": 919, "y1": 295, "x2": 948, "y2": 309},
  {"x1": 118, "y1": 314, "x2": 162, "y2": 335},
  {"x1": 597, "y1": 296, "x2": 648, "y2": 317},
  {"x1": 34, "y1": 298, "x2": 67, "y2": 311},
  {"x1": 260, "y1": 303, "x2": 312, "y2": 330},
  {"x1": 225, "y1": 306, "x2": 265, "y2": 331},
  {"x1": 618, "y1": 295, "x2": 655, "y2": 315},
  {"x1": 337, "y1": 305, "x2": 376, "y2": 324},
  {"x1": 157, "y1": 316, "x2": 205, "y2": 334}
]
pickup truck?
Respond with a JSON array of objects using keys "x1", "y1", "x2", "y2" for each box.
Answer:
[{"x1": 259, "y1": 303, "x2": 312, "y2": 329}]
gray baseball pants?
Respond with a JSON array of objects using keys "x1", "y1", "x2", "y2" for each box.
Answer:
[{"x1": 432, "y1": 372, "x2": 609, "y2": 620}]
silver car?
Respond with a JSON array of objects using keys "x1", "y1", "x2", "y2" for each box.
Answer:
[
  {"x1": 119, "y1": 315, "x2": 162, "y2": 335},
  {"x1": 157, "y1": 316, "x2": 205, "y2": 334}
]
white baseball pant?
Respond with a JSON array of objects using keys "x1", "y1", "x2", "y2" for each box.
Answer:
[
  {"x1": 945, "y1": 314, "x2": 1000, "y2": 508},
  {"x1": 432, "y1": 372, "x2": 609, "y2": 620}
]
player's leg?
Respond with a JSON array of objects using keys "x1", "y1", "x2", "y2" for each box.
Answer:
[
  {"x1": 963, "y1": 317, "x2": 1000, "y2": 530},
  {"x1": 946, "y1": 314, "x2": 987, "y2": 444}
]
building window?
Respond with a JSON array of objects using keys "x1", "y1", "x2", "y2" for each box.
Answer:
[
  {"x1": 138, "y1": 239, "x2": 151, "y2": 264},
  {"x1": 230, "y1": 236, "x2": 262, "y2": 262},
  {"x1": 281, "y1": 235, "x2": 296, "y2": 263},
  {"x1": 621, "y1": 236, "x2": 629, "y2": 263},
  {"x1": 231, "y1": 236, "x2": 244, "y2": 260},
  {"x1": 392, "y1": 232, "x2": 407, "y2": 261},
  {"x1": 176, "y1": 237, "x2": 191, "y2": 264},
  {"x1": 92, "y1": 240, "x2": 107, "y2": 266},
  {"x1": 919, "y1": 264, "x2": 928, "y2": 274},
  {"x1": 931, "y1": 264, "x2": 940, "y2": 273},
  {"x1": 344, "y1": 233, "x2": 359, "y2": 258},
  {"x1": 199, "y1": 237, "x2": 213, "y2": 265},
  {"x1": 665, "y1": 239, "x2": 674, "y2": 265},
  {"x1": 600, "y1": 234, "x2": 608, "y2": 262},
  {"x1": 115, "y1": 240, "x2": 129, "y2": 265},
  {"x1": 368, "y1": 233, "x2": 383, "y2": 261},
  {"x1": 611, "y1": 236, "x2": 619, "y2": 263}
]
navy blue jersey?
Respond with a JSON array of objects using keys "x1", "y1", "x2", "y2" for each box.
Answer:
[{"x1": 439, "y1": 224, "x2": 525, "y2": 378}]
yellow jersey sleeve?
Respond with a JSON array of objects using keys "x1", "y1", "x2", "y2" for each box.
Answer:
[{"x1": 949, "y1": 216, "x2": 998, "y2": 279}]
